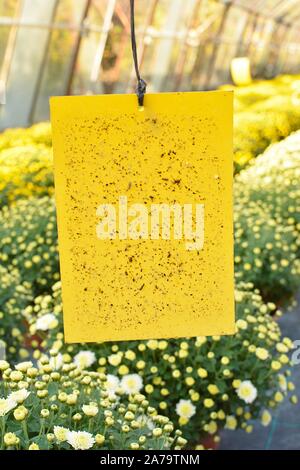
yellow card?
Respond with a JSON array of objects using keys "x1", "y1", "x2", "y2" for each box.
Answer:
[{"x1": 50, "y1": 91, "x2": 234, "y2": 343}]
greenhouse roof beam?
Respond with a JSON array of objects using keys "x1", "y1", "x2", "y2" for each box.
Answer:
[
  {"x1": 226, "y1": 0, "x2": 300, "y2": 28},
  {"x1": 0, "y1": 16, "x2": 106, "y2": 34},
  {"x1": 90, "y1": 0, "x2": 116, "y2": 83}
]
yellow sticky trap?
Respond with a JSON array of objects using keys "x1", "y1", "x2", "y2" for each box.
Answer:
[{"x1": 50, "y1": 91, "x2": 235, "y2": 343}]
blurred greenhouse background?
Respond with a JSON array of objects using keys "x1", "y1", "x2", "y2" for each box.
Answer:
[{"x1": 1, "y1": 0, "x2": 300, "y2": 128}]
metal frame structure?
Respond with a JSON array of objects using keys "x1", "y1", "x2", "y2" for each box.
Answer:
[{"x1": 0, "y1": 0, "x2": 300, "y2": 128}]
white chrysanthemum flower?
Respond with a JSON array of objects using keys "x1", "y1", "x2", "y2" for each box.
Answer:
[
  {"x1": 49, "y1": 353, "x2": 64, "y2": 370},
  {"x1": 136, "y1": 414, "x2": 155, "y2": 430},
  {"x1": 106, "y1": 374, "x2": 120, "y2": 398},
  {"x1": 261, "y1": 410, "x2": 272, "y2": 427},
  {"x1": 236, "y1": 319, "x2": 248, "y2": 330},
  {"x1": 0, "y1": 398, "x2": 17, "y2": 416},
  {"x1": 225, "y1": 415, "x2": 237, "y2": 430},
  {"x1": 108, "y1": 353, "x2": 122, "y2": 367},
  {"x1": 255, "y1": 347, "x2": 269, "y2": 360},
  {"x1": 0, "y1": 360, "x2": 10, "y2": 371},
  {"x1": 236, "y1": 380, "x2": 257, "y2": 404},
  {"x1": 54, "y1": 426, "x2": 70, "y2": 442},
  {"x1": 36, "y1": 313, "x2": 58, "y2": 331},
  {"x1": 175, "y1": 399, "x2": 196, "y2": 419},
  {"x1": 8, "y1": 388, "x2": 30, "y2": 404},
  {"x1": 15, "y1": 361, "x2": 33, "y2": 372},
  {"x1": 278, "y1": 374, "x2": 287, "y2": 392},
  {"x1": 120, "y1": 374, "x2": 143, "y2": 395},
  {"x1": 67, "y1": 431, "x2": 95, "y2": 450},
  {"x1": 73, "y1": 351, "x2": 96, "y2": 369},
  {"x1": 82, "y1": 404, "x2": 98, "y2": 417}
]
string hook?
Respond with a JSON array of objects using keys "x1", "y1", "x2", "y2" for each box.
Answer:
[{"x1": 130, "y1": 0, "x2": 147, "y2": 107}]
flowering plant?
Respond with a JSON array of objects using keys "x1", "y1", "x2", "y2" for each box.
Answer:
[
  {"x1": 23, "y1": 282, "x2": 296, "y2": 444},
  {"x1": 235, "y1": 131, "x2": 300, "y2": 246},
  {"x1": 231, "y1": 74, "x2": 300, "y2": 170},
  {"x1": 0, "y1": 357, "x2": 185, "y2": 450},
  {"x1": 0, "y1": 266, "x2": 32, "y2": 361},
  {"x1": 0, "y1": 196, "x2": 59, "y2": 293},
  {"x1": 234, "y1": 202, "x2": 300, "y2": 301},
  {"x1": 0, "y1": 122, "x2": 52, "y2": 152},
  {"x1": 234, "y1": 131, "x2": 300, "y2": 301},
  {"x1": 0, "y1": 145, "x2": 53, "y2": 207}
]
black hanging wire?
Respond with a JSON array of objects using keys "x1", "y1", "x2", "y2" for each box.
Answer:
[{"x1": 130, "y1": 0, "x2": 147, "y2": 107}]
